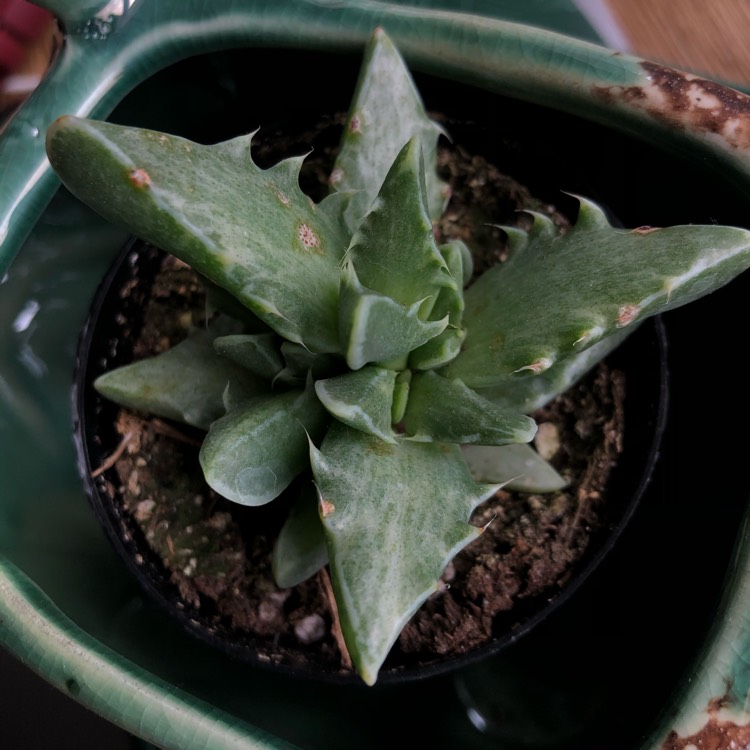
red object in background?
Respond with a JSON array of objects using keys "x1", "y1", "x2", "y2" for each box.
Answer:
[{"x1": 0, "y1": 0, "x2": 53, "y2": 76}]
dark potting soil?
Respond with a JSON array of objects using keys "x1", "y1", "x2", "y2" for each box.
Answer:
[{"x1": 83, "y1": 132, "x2": 626, "y2": 681}]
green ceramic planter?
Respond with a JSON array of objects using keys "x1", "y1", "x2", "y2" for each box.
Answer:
[{"x1": 3, "y1": 1, "x2": 750, "y2": 748}]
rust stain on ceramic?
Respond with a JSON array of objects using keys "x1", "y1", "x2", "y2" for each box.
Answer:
[
  {"x1": 594, "y1": 61, "x2": 750, "y2": 149},
  {"x1": 661, "y1": 694, "x2": 750, "y2": 750}
]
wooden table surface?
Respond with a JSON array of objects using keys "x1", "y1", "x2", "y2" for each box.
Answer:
[{"x1": 604, "y1": 0, "x2": 750, "y2": 87}]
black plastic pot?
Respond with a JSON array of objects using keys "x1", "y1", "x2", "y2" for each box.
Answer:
[{"x1": 73, "y1": 232, "x2": 668, "y2": 685}]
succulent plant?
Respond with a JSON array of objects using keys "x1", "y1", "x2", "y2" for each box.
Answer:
[{"x1": 46, "y1": 28, "x2": 750, "y2": 686}]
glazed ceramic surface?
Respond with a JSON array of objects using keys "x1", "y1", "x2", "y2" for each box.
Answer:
[{"x1": 2, "y1": 1, "x2": 750, "y2": 748}]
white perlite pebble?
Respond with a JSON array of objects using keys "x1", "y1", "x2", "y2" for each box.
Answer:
[{"x1": 294, "y1": 614, "x2": 326, "y2": 644}]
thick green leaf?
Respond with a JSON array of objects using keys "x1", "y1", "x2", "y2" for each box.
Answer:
[
  {"x1": 401, "y1": 370, "x2": 537, "y2": 445},
  {"x1": 202, "y1": 279, "x2": 272, "y2": 332},
  {"x1": 462, "y1": 443, "x2": 567, "y2": 493},
  {"x1": 200, "y1": 380, "x2": 329, "y2": 506},
  {"x1": 309, "y1": 422, "x2": 499, "y2": 685},
  {"x1": 46, "y1": 117, "x2": 350, "y2": 353},
  {"x1": 339, "y1": 261, "x2": 447, "y2": 370},
  {"x1": 345, "y1": 137, "x2": 455, "y2": 309},
  {"x1": 94, "y1": 318, "x2": 267, "y2": 430},
  {"x1": 439, "y1": 239, "x2": 472, "y2": 293},
  {"x1": 315, "y1": 366, "x2": 398, "y2": 443},
  {"x1": 337, "y1": 139, "x2": 454, "y2": 369},
  {"x1": 409, "y1": 240, "x2": 469, "y2": 370},
  {"x1": 332, "y1": 27, "x2": 448, "y2": 226},
  {"x1": 273, "y1": 484, "x2": 328, "y2": 589},
  {"x1": 449, "y1": 238, "x2": 474, "y2": 287},
  {"x1": 213, "y1": 333, "x2": 284, "y2": 381},
  {"x1": 274, "y1": 342, "x2": 342, "y2": 387},
  {"x1": 446, "y1": 198, "x2": 750, "y2": 388},
  {"x1": 476, "y1": 327, "x2": 633, "y2": 414},
  {"x1": 408, "y1": 327, "x2": 464, "y2": 371},
  {"x1": 391, "y1": 370, "x2": 412, "y2": 424}
]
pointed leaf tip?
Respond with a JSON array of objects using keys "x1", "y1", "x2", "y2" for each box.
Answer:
[
  {"x1": 311, "y1": 422, "x2": 500, "y2": 683},
  {"x1": 46, "y1": 116, "x2": 347, "y2": 354},
  {"x1": 449, "y1": 194, "x2": 750, "y2": 390}
]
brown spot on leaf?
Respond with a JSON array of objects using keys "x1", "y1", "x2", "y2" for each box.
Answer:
[
  {"x1": 320, "y1": 498, "x2": 335, "y2": 517},
  {"x1": 276, "y1": 190, "x2": 290, "y2": 206},
  {"x1": 128, "y1": 168, "x2": 151, "y2": 189},
  {"x1": 593, "y1": 61, "x2": 750, "y2": 149},
  {"x1": 515, "y1": 357, "x2": 552, "y2": 374},
  {"x1": 298, "y1": 223, "x2": 320, "y2": 251},
  {"x1": 489, "y1": 334, "x2": 505, "y2": 353},
  {"x1": 632, "y1": 225, "x2": 660, "y2": 234},
  {"x1": 367, "y1": 437, "x2": 394, "y2": 456},
  {"x1": 616, "y1": 304, "x2": 640, "y2": 327}
]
